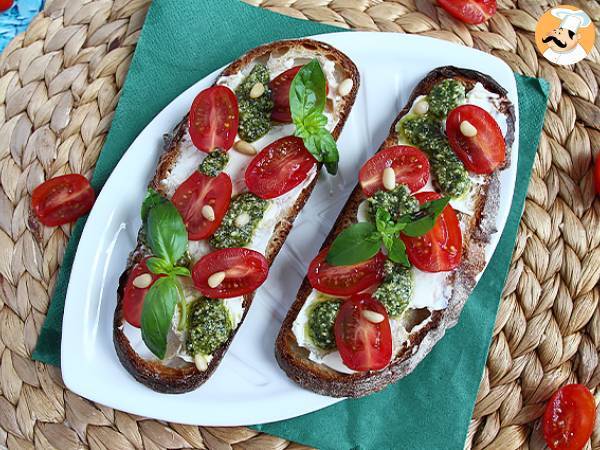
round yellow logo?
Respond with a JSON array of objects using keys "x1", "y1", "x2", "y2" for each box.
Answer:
[{"x1": 535, "y1": 5, "x2": 595, "y2": 66}]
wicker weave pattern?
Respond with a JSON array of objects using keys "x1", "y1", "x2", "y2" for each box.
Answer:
[{"x1": 0, "y1": 0, "x2": 598, "y2": 448}]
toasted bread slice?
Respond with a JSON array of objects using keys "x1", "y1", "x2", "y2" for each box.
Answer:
[
  {"x1": 113, "y1": 39, "x2": 360, "y2": 394},
  {"x1": 275, "y1": 66, "x2": 516, "y2": 398}
]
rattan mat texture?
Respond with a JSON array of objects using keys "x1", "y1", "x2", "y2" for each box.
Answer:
[{"x1": 0, "y1": 0, "x2": 599, "y2": 449}]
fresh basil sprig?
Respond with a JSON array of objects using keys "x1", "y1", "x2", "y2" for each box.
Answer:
[
  {"x1": 290, "y1": 59, "x2": 339, "y2": 175},
  {"x1": 326, "y1": 196, "x2": 451, "y2": 267}
]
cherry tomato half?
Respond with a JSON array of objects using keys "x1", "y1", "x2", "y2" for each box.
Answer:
[
  {"x1": 122, "y1": 258, "x2": 163, "y2": 328},
  {"x1": 446, "y1": 104, "x2": 506, "y2": 174},
  {"x1": 192, "y1": 248, "x2": 269, "y2": 299},
  {"x1": 335, "y1": 294, "x2": 392, "y2": 371},
  {"x1": 437, "y1": 0, "x2": 497, "y2": 25},
  {"x1": 308, "y1": 247, "x2": 386, "y2": 297},
  {"x1": 401, "y1": 192, "x2": 462, "y2": 272},
  {"x1": 542, "y1": 384, "x2": 596, "y2": 450},
  {"x1": 172, "y1": 171, "x2": 232, "y2": 240},
  {"x1": 359, "y1": 146, "x2": 430, "y2": 196},
  {"x1": 594, "y1": 157, "x2": 600, "y2": 196},
  {"x1": 189, "y1": 85, "x2": 238, "y2": 152},
  {"x1": 31, "y1": 174, "x2": 95, "y2": 226},
  {"x1": 245, "y1": 136, "x2": 317, "y2": 200}
]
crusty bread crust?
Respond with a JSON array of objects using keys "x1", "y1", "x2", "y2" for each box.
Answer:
[
  {"x1": 113, "y1": 39, "x2": 360, "y2": 394},
  {"x1": 275, "y1": 66, "x2": 516, "y2": 398}
]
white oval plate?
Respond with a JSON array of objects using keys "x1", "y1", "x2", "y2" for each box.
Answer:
[{"x1": 61, "y1": 32, "x2": 519, "y2": 426}]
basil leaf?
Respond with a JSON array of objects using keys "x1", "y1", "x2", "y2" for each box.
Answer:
[
  {"x1": 146, "y1": 257, "x2": 172, "y2": 275},
  {"x1": 401, "y1": 197, "x2": 450, "y2": 237},
  {"x1": 387, "y1": 238, "x2": 410, "y2": 267},
  {"x1": 290, "y1": 59, "x2": 327, "y2": 119},
  {"x1": 375, "y1": 208, "x2": 392, "y2": 233},
  {"x1": 145, "y1": 200, "x2": 188, "y2": 266},
  {"x1": 140, "y1": 277, "x2": 179, "y2": 359},
  {"x1": 326, "y1": 222, "x2": 380, "y2": 266},
  {"x1": 141, "y1": 188, "x2": 166, "y2": 222},
  {"x1": 318, "y1": 130, "x2": 339, "y2": 175},
  {"x1": 171, "y1": 266, "x2": 191, "y2": 277}
]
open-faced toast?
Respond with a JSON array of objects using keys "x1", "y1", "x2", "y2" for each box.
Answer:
[
  {"x1": 275, "y1": 66, "x2": 515, "y2": 398},
  {"x1": 113, "y1": 39, "x2": 360, "y2": 394}
]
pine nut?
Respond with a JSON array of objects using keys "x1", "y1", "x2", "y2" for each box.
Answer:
[
  {"x1": 338, "y1": 78, "x2": 353, "y2": 96},
  {"x1": 208, "y1": 271, "x2": 226, "y2": 288},
  {"x1": 235, "y1": 212, "x2": 251, "y2": 228},
  {"x1": 132, "y1": 273, "x2": 152, "y2": 289},
  {"x1": 234, "y1": 140, "x2": 257, "y2": 156},
  {"x1": 382, "y1": 167, "x2": 396, "y2": 191},
  {"x1": 460, "y1": 120, "x2": 478, "y2": 137},
  {"x1": 201, "y1": 205, "x2": 215, "y2": 221},
  {"x1": 249, "y1": 82, "x2": 265, "y2": 99},
  {"x1": 414, "y1": 99, "x2": 429, "y2": 115},
  {"x1": 194, "y1": 353, "x2": 209, "y2": 371},
  {"x1": 362, "y1": 310, "x2": 385, "y2": 324}
]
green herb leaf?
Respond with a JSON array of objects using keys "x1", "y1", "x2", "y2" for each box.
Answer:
[
  {"x1": 146, "y1": 257, "x2": 172, "y2": 275},
  {"x1": 387, "y1": 238, "x2": 410, "y2": 267},
  {"x1": 401, "y1": 197, "x2": 450, "y2": 237},
  {"x1": 141, "y1": 189, "x2": 166, "y2": 222},
  {"x1": 145, "y1": 200, "x2": 188, "y2": 266},
  {"x1": 171, "y1": 266, "x2": 191, "y2": 277},
  {"x1": 289, "y1": 59, "x2": 339, "y2": 175},
  {"x1": 326, "y1": 222, "x2": 380, "y2": 266},
  {"x1": 140, "y1": 277, "x2": 179, "y2": 359}
]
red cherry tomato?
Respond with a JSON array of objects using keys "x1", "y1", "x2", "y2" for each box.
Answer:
[
  {"x1": 334, "y1": 294, "x2": 392, "y2": 371},
  {"x1": 192, "y1": 248, "x2": 269, "y2": 299},
  {"x1": 594, "y1": 157, "x2": 600, "y2": 196},
  {"x1": 308, "y1": 247, "x2": 386, "y2": 297},
  {"x1": 401, "y1": 192, "x2": 462, "y2": 272},
  {"x1": 270, "y1": 66, "x2": 329, "y2": 123},
  {"x1": 122, "y1": 258, "x2": 162, "y2": 328},
  {"x1": 446, "y1": 105, "x2": 505, "y2": 174},
  {"x1": 31, "y1": 174, "x2": 95, "y2": 226},
  {"x1": 188, "y1": 85, "x2": 238, "y2": 152},
  {"x1": 542, "y1": 384, "x2": 596, "y2": 450},
  {"x1": 0, "y1": 0, "x2": 13, "y2": 12},
  {"x1": 172, "y1": 171, "x2": 232, "y2": 240},
  {"x1": 359, "y1": 146, "x2": 430, "y2": 196},
  {"x1": 437, "y1": 0, "x2": 496, "y2": 25},
  {"x1": 245, "y1": 136, "x2": 317, "y2": 200}
]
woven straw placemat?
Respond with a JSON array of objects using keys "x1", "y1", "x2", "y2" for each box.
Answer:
[{"x1": 0, "y1": 0, "x2": 598, "y2": 448}]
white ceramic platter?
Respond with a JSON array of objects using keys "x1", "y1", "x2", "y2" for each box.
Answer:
[{"x1": 61, "y1": 32, "x2": 519, "y2": 426}]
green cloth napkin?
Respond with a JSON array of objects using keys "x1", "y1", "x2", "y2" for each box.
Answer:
[{"x1": 32, "y1": 0, "x2": 549, "y2": 448}]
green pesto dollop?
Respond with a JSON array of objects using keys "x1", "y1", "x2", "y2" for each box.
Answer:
[
  {"x1": 398, "y1": 78, "x2": 471, "y2": 198},
  {"x1": 210, "y1": 193, "x2": 269, "y2": 249},
  {"x1": 368, "y1": 184, "x2": 419, "y2": 221},
  {"x1": 308, "y1": 299, "x2": 342, "y2": 350},
  {"x1": 186, "y1": 298, "x2": 232, "y2": 356},
  {"x1": 236, "y1": 64, "x2": 274, "y2": 142},
  {"x1": 199, "y1": 150, "x2": 229, "y2": 177},
  {"x1": 373, "y1": 260, "x2": 413, "y2": 318},
  {"x1": 427, "y1": 78, "x2": 466, "y2": 118}
]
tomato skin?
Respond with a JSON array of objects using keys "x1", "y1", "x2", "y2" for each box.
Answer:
[
  {"x1": 334, "y1": 294, "x2": 392, "y2": 371},
  {"x1": 359, "y1": 146, "x2": 430, "y2": 196},
  {"x1": 308, "y1": 247, "x2": 386, "y2": 297},
  {"x1": 172, "y1": 171, "x2": 232, "y2": 240},
  {"x1": 594, "y1": 157, "x2": 600, "y2": 196},
  {"x1": 192, "y1": 248, "x2": 269, "y2": 299},
  {"x1": 437, "y1": 0, "x2": 496, "y2": 25},
  {"x1": 188, "y1": 86, "x2": 238, "y2": 152},
  {"x1": 31, "y1": 174, "x2": 95, "y2": 226},
  {"x1": 402, "y1": 192, "x2": 462, "y2": 272},
  {"x1": 542, "y1": 384, "x2": 596, "y2": 450},
  {"x1": 245, "y1": 136, "x2": 317, "y2": 200},
  {"x1": 446, "y1": 105, "x2": 505, "y2": 174},
  {"x1": 0, "y1": 0, "x2": 13, "y2": 12},
  {"x1": 122, "y1": 258, "x2": 162, "y2": 328}
]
